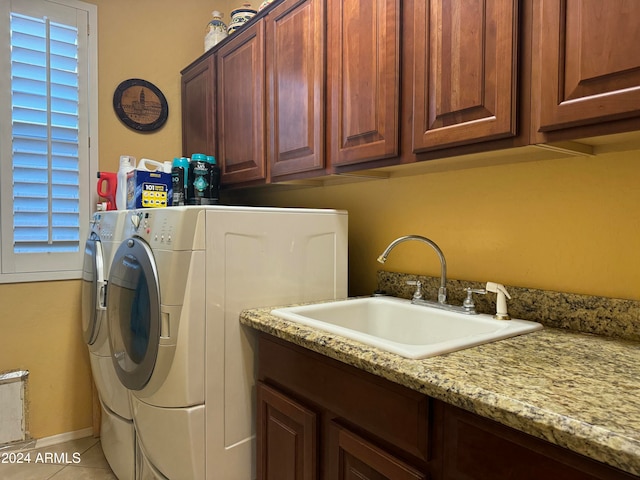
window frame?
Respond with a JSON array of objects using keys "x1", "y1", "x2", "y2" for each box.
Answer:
[{"x1": 0, "y1": 0, "x2": 98, "y2": 284}]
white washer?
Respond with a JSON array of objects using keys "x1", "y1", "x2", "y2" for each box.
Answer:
[
  {"x1": 107, "y1": 206, "x2": 348, "y2": 479},
  {"x1": 81, "y1": 210, "x2": 135, "y2": 480}
]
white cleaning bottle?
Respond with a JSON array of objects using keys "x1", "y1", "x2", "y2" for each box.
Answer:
[{"x1": 116, "y1": 155, "x2": 135, "y2": 210}]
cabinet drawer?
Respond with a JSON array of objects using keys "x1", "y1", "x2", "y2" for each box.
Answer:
[{"x1": 258, "y1": 334, "x2": 430, "y2": 462}]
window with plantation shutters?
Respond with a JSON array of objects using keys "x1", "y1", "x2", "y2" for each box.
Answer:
[{"x1": 0, "y1": 0, "x2": 97, "y2": 282}]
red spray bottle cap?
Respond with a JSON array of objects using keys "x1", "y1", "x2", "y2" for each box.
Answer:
[{"x1": 97, "y1": 172, "x2": 117, "y2": 211}]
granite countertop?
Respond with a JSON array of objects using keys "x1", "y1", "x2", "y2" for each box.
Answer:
[{"x1": 240, "y1": 302, "x2": 640, "y2": 477}]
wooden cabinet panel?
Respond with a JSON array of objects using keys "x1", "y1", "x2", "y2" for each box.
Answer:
[
  {"x1": 534, "y1": 0, "x2": 640, "y2": 133},
  {"x1": 327, "y1": 0, "x2": 400, "y2": 167},
  {"x1": 182, "y1": 0, "x2": 640, "y2": 186},
  {"x1": 412, "y1": 0, "x2": 518, "y2": 152},
  {"x1": 181, "y1": 54, "x2": 215, "y2": 158},
  {"x1": 217, "y1": 20, "x2": 266, "y2": 185},
  {"x1": 438, "y1": 402, "x2": 637, "y2": 480},
  {"x1": 328, "y1": 423, "x2": 426, "y2": 480},
  {"x1": 257, "y1": 381, "x2": 317, "y2": 480},
  {"x1": 266, "y1": 0, "x2": 325, "y2": 179},
  {"x1": 256, "y1": 333, "x2": 638, "y2": 480},
  {"x1": 259, "y1": 334, "x2": 430, "y2": 464}
]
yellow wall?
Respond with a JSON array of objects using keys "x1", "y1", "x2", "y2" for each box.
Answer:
[
  {"x1": 2, "y1": 0, "x2": 639, "y2": 440},
  {"x1": 233, "y1": 151, "x2": 640, "y2": 302},
  {"x1": 0, "y1": 281, "x2": 90, "y2": 437},
  {"x1": 96, "y1": 0, "x2": 239, "y2": 173}
]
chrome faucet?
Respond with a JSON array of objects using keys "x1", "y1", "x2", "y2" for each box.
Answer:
[
  {"x1": 377, "y1": 235, "x2": 448, "y2": 304},
  {"x1": 377, "y1": 235, "x2": 512, "y2": 318}
]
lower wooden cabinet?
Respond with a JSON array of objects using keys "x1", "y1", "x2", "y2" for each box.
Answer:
[
  {"x1": 257, "y1": 380, "x2": 426, "y2": 480},
  {"x1": 435, "y1": 401, "x2": 639, "y2": 480},
  {"x1": 257, "y1": 333, "x2": 637, "y2": 480},
  {"x1": 257, "y1": 334, "x2": 430, "y2": 480},
  {"x1": 257, "y1": 382, "x2": 317, "y2": 480}
]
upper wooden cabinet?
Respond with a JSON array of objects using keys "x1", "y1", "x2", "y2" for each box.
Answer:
[
  {"x1": 266, "y1": 0, "x2": 325, "y2": 180},
  {"x1": 411, "y1": 0, "x2": 519, "y2": 152},
  {"x1": 327, "y1": 0, "x2": 401, "y2": 167},
  {"x1": 216, "y1": 19, "x2": 266, "y2": 185},
  {"x1": 532, "y1": 0, "x2": 640, "y2": 136},
  {"x1": 182, "y1": 0, "x2": 640, "y2": 188},
  {"x1": 181, "y1": 54, "x2": 216, "y2": 158}
]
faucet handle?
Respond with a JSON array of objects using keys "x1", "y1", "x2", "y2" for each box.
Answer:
[
  {"x1": 463, "y1": 287, "x2": 486, "y2": 312},
  {"x1": 406, "y1": 280, "x2": 423, "y2": 300}
]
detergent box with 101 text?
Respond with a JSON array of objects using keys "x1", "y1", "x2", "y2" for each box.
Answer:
[{"x1": 126, "y1": 159, "x2": 173, "y2": 208}]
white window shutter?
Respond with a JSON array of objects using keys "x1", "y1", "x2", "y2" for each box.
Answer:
[
  {"x1": 0, "y1": 0, "x2": 96, "y2": 281},
  {"x1": 12, "y1": 12, "x2": 81, "y2": 254}
]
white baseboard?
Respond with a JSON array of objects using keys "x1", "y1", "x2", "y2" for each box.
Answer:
[{"x1": 35, "y1": 427, "x2": 94, "y2": 449}]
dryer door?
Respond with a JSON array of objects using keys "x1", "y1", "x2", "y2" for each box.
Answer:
[
  {"x1": 81, "y1": 231, "x2": 106, "y2": 345},
  {"x1": 107, "y1": 237, "x2": 161, "y2": 391}
]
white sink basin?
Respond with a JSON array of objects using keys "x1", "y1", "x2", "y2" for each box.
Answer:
[{"x1": 271, "y1": 296, "x2": 543, "y2": 359}]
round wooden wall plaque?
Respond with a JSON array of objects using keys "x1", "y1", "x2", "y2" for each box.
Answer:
[{"x1": 113, "y1": 78, "x2": 168, "y2": 132}]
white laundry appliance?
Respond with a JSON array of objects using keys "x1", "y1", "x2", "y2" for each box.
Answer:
[
  {"x1": 81, "y1": 210, "x2": 135, "y2": 480},
  {"x1": 106, "y1": 206, "x2": 348, "y2": 479}
]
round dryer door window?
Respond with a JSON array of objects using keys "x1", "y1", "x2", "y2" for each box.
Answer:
[
  {"x1": 107, "y1": 237, "x2": 161, "y2": 390},
  {"x1": 81, "y1": 232, "x2": 105, "y2": 345}
]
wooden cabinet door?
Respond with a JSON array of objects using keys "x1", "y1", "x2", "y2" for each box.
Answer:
[
  {"x1": 438, "y1": 402, "x2": 636, "y2": 480},
  {"x1": 266, "y1": 0, "x2": 325, "y2": 180},
  {"x1": 327, "y1": 0, "x2": 401, "y2": 167},
  {"x1": 533, "y1": 0, "x2": 640, "y2": 133},
  {"x1": 412, "y1": 0, "x2": 518, "y2": 152},
  {"x1": 328, "y1": 423, "x2": 426, "y2": 480},
  {"x1": 181, "y1": 54, "x2": 215, "y2": 158},
  {"x1": 217, "y1": 19, "x2": 266, "y2": 185},
  {"x1": 257, "y1": 382, "x2": 317, "y2": 480}
]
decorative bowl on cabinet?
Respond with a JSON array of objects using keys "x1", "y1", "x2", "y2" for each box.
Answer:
[{"x1": 227, "y1": 3, "x2": 257, "y2": 35}]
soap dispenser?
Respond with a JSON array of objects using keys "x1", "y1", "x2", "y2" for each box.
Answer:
[{"x1": 486, "y1": 282, "x2": 511, "y2": 320}]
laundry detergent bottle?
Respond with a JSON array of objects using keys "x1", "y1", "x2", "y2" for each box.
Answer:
[
  {"x1": 96, "y1": 171, "x2": 117, "y2": 210},
  {"x1": 172, "y1": 157, "x2": 189, "y2": 206},
  {"x1": 188, "y1": 153, "x2": 211, "y2": 205},
  {"x1": 116, "y1": 155, "x2": 135, "y2": 209},
  {"x1": 207, "y1": 155, "x2": 220, "y2": 204}
]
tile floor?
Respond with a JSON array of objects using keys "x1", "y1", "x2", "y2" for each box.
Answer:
[{"x1": 0, "y1": 436, "x2": 116, "y2": 479}]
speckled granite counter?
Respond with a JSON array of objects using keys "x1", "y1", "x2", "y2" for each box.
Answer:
[{"x1": 240, "y1": 303, "x2": 640, "y2": 477}]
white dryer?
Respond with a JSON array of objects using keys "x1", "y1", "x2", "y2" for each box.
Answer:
[
  {"x1": 81, "y1": 210, "x2": 135, "y2": 480},
  {"x1": 107, "y1": 206, "x2": 348, "y2": 479}
]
